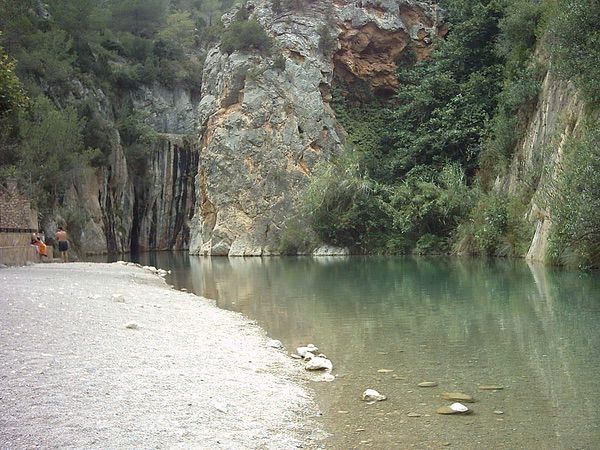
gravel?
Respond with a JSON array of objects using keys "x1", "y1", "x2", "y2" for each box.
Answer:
[{"x1": 0, "y1": 262, "x2": 326, "y2": 449}]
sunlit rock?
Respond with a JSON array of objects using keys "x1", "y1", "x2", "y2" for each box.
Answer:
[
  {"x1": 478, "y1": 385, "x2": 504, "y2": 391},
  {"x1": 111, "y1": 293, "x2": 125, "y2": 303},
  {"x1": 296, "y1": 344, "x2": 318, "y2": 357},
  {"x1": 436, "y1": 403, "x2": 471, "y2": 415},
  {"x1": 362, "y1": 389, "x2": 386, "y2": 402},
  {"x1": 305, "y1": 356, "x2": 333, "y2": 371},
  {"x1": 125, "y1": 321, "x2": 139, "y2": 330},
  {"x1": 303, "y1": 351, "x2": 315, "y2": 361}
]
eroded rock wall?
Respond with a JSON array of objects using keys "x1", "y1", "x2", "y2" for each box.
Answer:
[
  {"x1": 495, "y1": 67, "x2": 586, "y2": 263},
  {"x1": 56, "y1": 81, "x2": 199, "y2": 255},
  {"x1": 190, "y1": 0, "x2": 443, "y2": 256},
  {"x1": 133, "y1": 134, "x2": 198, "y2": 252}
]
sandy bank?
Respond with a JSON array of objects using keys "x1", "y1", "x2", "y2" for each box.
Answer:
[{"x1": 0, "y1": 263, "x2": 326, "y2": 449}]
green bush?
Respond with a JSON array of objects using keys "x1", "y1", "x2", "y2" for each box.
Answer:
[
  {"x1": 278, "y1": 218, "x2": 317, "y2": 255},
  {"x1": 456, "y1": 190, "x2": 533, "y2": 257},
  {"x1": 220, "y1": 19, "x2": 272, "y2": 54},
  {"x1": 547, "y1": 122, "x2": 600, "y2": 268},
  {"x1": 546, "y1": 0, "x2": 600, "y2": 104},
  {"x1": 304, "y1": 149, "x2": 389, "y2": 251}
]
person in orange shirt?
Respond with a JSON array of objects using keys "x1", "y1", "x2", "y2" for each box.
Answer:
[{"x1": 31, "y1": 236, "x2": 47, "y2": 261}]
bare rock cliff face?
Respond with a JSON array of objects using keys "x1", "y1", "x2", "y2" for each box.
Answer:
[
  {"x1": 132, "y1": 134, "x2": 198, "y2": 252},
  {"x1": 190, "y1": 0, "x2": 444, "y2": 256},
  {"x1": 495, "y1": 67, "x2": 586, "y2": 263},
  {"x1": 58, "y1": 83, "x2": 199, "y2": 255}
]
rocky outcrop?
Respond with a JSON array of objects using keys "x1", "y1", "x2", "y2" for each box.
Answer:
[
  {"x1": 495, "y1": 67, "x2": 586, "y2": 263},
  {"x1": 190, "y1": 0, "x2": 444, "y2": 256},
  {"x1": 335, "y1": 0, "x2": 446, "y2": 93}
]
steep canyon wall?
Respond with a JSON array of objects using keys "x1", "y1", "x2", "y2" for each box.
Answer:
[{"x1": 189, "y1": 0, "x2": 445, "y2": 256}]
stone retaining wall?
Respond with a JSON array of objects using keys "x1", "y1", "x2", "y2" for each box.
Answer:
[{"x1": 0, "y1": 179, "x2": 42, "y2": 266}]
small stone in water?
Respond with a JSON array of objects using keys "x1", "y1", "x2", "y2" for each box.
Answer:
[
  {"x1": 338, "y1": 410, "x2": 349, "y2": 414},
  {"x1": 494, "y1": 410, "x2": 504, "y2": 415},
  {"x1": 407, "y1": 412, "x2": 421, "y2": 417},
  {"x1": 362, "y1": 389, "x2": 387, "y2": 402},
  {"x1": 436, "y1": 403, "x2": 471, "y2": 415},
  {"x1": 377, "y1": 369, "x2": 394, "y2": 373},
  {"x1": 355, "y1": 428, "x2": 366, "y2": 432},
  {"x1": 479, "y1": 385, "x2": 504, "y2": 390},
  {"x1": 418, "y1": 381, "x2": 438, "y2": 387},
  {"x1": 442, "y1": 392, "x2": 474, "y2": 402}
]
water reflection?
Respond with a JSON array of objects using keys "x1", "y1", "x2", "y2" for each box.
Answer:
[{"x1": 94, "y1": 253, "x2": 600, "y2": 448}]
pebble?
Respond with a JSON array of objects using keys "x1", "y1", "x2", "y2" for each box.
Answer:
[
  {"x1": 124, "y1": 321, "x2": 139, "y2": 330},
  {"x1": 418, "y1": 381, "x2": 438, "y2": 387},
  {"x1": 362, "y1": 389, "x2": 387, "y2": 402},
  {"x1": 436, "y1": 403, "x2": 471, "y2": 415},
  {"x1": 442, "y1": 392, "x2": 474, "y2": 402},
  {"x1": 377, "y1": 369, "x2": 394, "y2": 373},
  {"x1": 479, "y1": 385, "x2": 504, "y2": 390},
  {"x1": 407, "y1": 412, "x2": 421, "y2": 417},
  {"x1": 494, "y1": 410, "x2": 504, "y2": 415}
]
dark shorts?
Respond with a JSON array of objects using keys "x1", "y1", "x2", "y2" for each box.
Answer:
[{"x1": 58, "y1": 241, "x2": 69, "y2": 252}]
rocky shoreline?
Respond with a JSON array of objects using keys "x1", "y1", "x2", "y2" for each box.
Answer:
[{"x1": 0, "y1": 262, "x2": 326, "y2": 449}]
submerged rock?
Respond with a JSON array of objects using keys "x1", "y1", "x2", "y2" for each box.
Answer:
[
  {"x1": 418, "y1": 381, "x2": 438, "y2": 387},
  {"x1": 436, "y1": 403, "x2": 471, "y2": 415},
  {"x1": 442, "y1": 392, "x2": 474, "y2": 402},
  {"x1": 362, "y1": 389, "x2": 386, "y2": 402},
  {"x1": 479, "y1": 385, "x2": 504, "y2": 390}
]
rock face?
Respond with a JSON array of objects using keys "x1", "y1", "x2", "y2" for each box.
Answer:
[
  {"x1": 335, "y1": 0, "x2": 446, "y2": 93},
  {"x1": 190, "y1": 0, "x2": 445, "y2": 256},
  {"x1": 495, "y1": 68, "x2": 586, "y2": 263},
  {"x1": 132, "y1": 134, "x2": 198, "y2": 252},
  {"x1": 56, "y1": 81, "x2": 199, "y2": 255}
]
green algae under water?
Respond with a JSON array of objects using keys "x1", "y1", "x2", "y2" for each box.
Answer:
[{"x1": 116, "y1": 253, "x2": 600, "y2": 449}]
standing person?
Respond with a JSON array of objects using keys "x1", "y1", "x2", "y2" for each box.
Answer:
[{"x1": 55, "y1": 226, "x2": 69, "y2": 263}]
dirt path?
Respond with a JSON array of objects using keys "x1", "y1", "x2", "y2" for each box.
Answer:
[{"x1": 0, "y1": 262, "x2": 326, "y2": 449}]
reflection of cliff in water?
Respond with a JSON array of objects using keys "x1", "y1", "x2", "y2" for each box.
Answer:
[{"x1": 181, "y1": 255, "x2": 600, "y2": 448}]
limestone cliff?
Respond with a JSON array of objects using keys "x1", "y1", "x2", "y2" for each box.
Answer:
[
  {"x1": 55, "y1": 82, "x2": 199, "y2": 255},
  {"x1": 190, "y1": 0, "x2": 445, "y2": 256},
  {"x1": 495, "y1": 66, "x2": 586, "y2": 263}
]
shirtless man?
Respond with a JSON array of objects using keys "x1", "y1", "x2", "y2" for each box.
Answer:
[{"x1": 55, "y1": 227, "x2": 69, "y2": 263}]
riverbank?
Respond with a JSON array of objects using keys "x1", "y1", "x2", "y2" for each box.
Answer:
[{"x1": 0, "y1": 262, "x2": 326, "y2": 449}]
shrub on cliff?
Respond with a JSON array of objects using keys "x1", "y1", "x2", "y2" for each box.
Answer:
[
  {"x1": 220, "y1": 19, "x2": 272, "y2": 54},
  {"x1": 548, "y1": 122, "x2": 600, "y2": 269},
  {"x1": 547, "y1": 0, "x2": 600, "y2": 105}
]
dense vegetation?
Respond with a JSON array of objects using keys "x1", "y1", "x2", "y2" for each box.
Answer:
[
  {"x1": 0, "y1": 0, "x2": 240, "y2": 216},
  {"x1": 309, "y1": 0, "x2": 600, "y2": 268}
]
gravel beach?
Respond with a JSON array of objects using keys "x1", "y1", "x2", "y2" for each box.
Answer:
[{"x1": 0, "y1": 262, "x2": 326, "y2": 449}]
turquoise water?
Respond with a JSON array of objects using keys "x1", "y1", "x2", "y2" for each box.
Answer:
[{"x1": 114, "y1": 253, "x2": 600, "y2": 449}]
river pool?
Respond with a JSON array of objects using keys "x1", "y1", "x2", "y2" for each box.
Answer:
[{"x1": 107, "y1": 253, "x2": 600, "y2": 449}]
